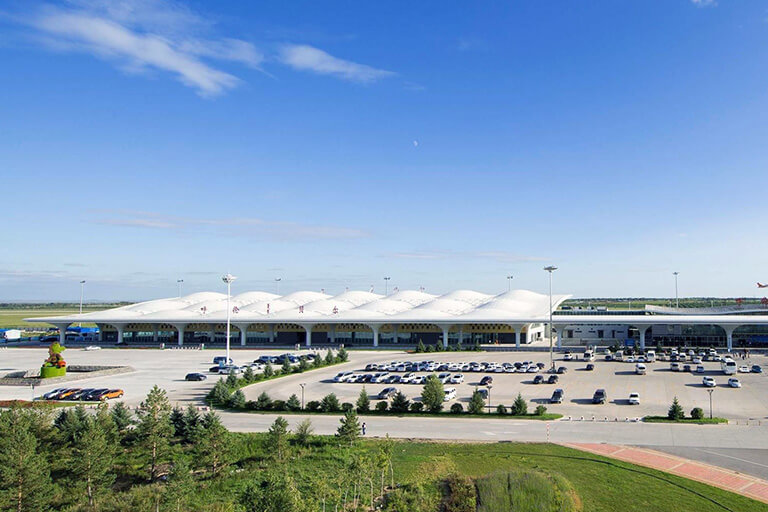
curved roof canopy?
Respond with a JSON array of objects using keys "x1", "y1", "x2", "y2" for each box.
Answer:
[{"x1": 26, "y1": 289, "x2": 570, "y2": 326}]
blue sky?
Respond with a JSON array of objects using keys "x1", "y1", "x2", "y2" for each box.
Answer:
[{"x1": 1, "y1": 0, "x2": 767, "y2": 301}]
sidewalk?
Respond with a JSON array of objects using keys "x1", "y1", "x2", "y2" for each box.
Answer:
[{"x1": 564, "y1": 443, "x2": 768, "y2": 504}]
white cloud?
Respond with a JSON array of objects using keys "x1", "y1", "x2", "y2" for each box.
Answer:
[
  {"x1": 91, "y1": 210, "x2": 369, "y2": 240},
  {"x1": 691, "y1": 0, "x2": 717, "y2": 7},
  {"x1": 388, "y1": 250, "x2": 546, "y2": 263},
  {"x1": 278, "y1": 44, "x2": 394, "y2": 83}
]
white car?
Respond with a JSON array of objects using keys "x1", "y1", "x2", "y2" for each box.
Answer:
[
  {"x1": 527, "y1": 366, "x2": 539, "y2": 373},
  {"x1": 728, "y1": 378, "x2": 742, "y2": 388},
  {"x1": 636, "y1": 356, "x2": 646, "y2": 363},
  {"x1": 83, "y1": 345, "x2": 101, "y2": 351},
  {"x1": 563, "y1": 352, "x2": 573, "y2": 361},
  {"x1": 438, "y1": 372, "x2": 451, "y2": 384},
  {"x1": 702, "y1": 376, "x2": 716, "y2": 387},
  {"x1": 401, "y1": 372, "x2": 416, "y2": 384},
  {"x1": 450, "y1": 374, "x2": 464, "y2": 384},
  {"x1": 635, "y1": 363, "x2": 647, "y2": 375},
  {"x1": 739, "y1": 365, "x2": 750, "y2": 373},
  {"x1": 670, "y1": 362, "x2": 682, "y2": 372},
  {"x1": 412, "y1": 376, "x2": 426, "y2": 385},
  {"x1": 692, "y1": 358, "x2": 702, "y2": 365},
  {"x1": 372, "y1": 372, "x2": 390, "y2": 383},
  {"x1": 443, "y1": 387, "x2": 457, "y2": 401},
  {"x1": 695, "y1": 365, "x2": 705, "y2": 374},
  {"x1": 626, "y1": 356, "x2": 635, "y2": 364},
  {"x1": 628, "y1": 392, "x2": 640, "y2": 405}
]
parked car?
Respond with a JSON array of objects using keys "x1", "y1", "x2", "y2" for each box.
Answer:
[
  {"x1": 443, "y1": 388, "x2": 457, "y2": 401},
  {"x1": 450, "y1": 374, "x2": 464, "y2": 384},
  {"x1": 218, "y1": 365, "x2": 242, "y2": 375},
  {"x1": 83, "y1": 388, "x2": 109, "y2": 401},
  {"x1": 739, "y1": 365, "x2": 750, "y2": 373},
  {"x1": 557, "y1": 366, "x2": 567, "y2": 374},
  {"x1": 728, "y1": 378, "x2": 742, "y2": 388},
  {"x1": 628, "y1": 392, "x2": 640, "y2": 405},
  {"x1": 67, "y1": 388, "x2": 96, "y2": 401},
  {"x1": 437, "y1": 372, "x2": 451, "y2": 384},
  {"x1": 752, "y1": 365, "x2": 763, "y2": 374},
  {"x1": 695, "y1": 365, "x2": 705, "y2": 374},
  {"x1": 333, "y1": 371, "x2": 354, "y2": 383},
  {"x1": 54, "y1": 388, "x2": 81, "y2": 400},
  {"x1": 480, "y1": 376, "x2": 493, "y2": 386},
  {"x1": 533, "y1": 375, "x2": 544, "y2": 384},
  {"x1": 702, "y1": 376, "x2": 716, "y2": 387},
  {"x1": 670, "y1": 362, "x2": 681, "y2": 372},
  {"x1": 213, "y1": 356, "x2": 233, "y2": 365},
  {"x1": 550, "y1": 388, "x2": 564, "y2": 404},
  {"x1": 635, "y1": 363, "x2": 647, "y2": 375},
  {"x1": 585, "y1": 363, "x2": 595, "y2": 371},
  {"x1": 185, "y1": 372, "x2": 207, "y2": 381},
  {"x1": 683, "y1": 364, "x2": 691, "y2": 372},
  {"x1": 563, "y1": 352, "x2": 573, "y2": 361},
  {"x1": 592, "y1": 389, "x2": 607, "y2": 404},
  {"x1": 99, "y1": 389, "x2": 125, "y2": 400},
  {"x1": 42, "y1": 388, "x2": 68, "y2": 400},
  {"x1": 411, "y1": 375, "x2": 426, "y2": 385},
  {"x1": 378, "y1": 387, "x2": 398, "y2": 399},
  {"x1": 547, "y1": 375, "x2": 559, "y2": 384},
  {"x1": 626, "y1": 356, "x2": 635, "y2": 364}
]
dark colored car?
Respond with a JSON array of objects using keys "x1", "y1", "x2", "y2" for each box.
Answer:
[
  {"x1": 209, "y1": 365, "x2": 224, "y2": 373},
  {"x1": 533, "y1": 375, "x2": 544, "y2": 384},
  {"x1": 592, "y1": 389, "x2": 607, "y2": 404},
  {"x1": 547, "y1": 375, "x2": 559, "y2": 384},
  {"x1": 752, "y1": 365, "x2": 763, "y2": 374},
  {"x1": 51, "y1": 388, "x2": 78, "y2": 400},
  {"x1": 551, "y1": 388, "x2": 564, "y2": 404},
  {"x1": 557, "y1": 366, "x2": 567, "y2": 374},
  {"x1": 388, "y1": 375, "x2": 402, "y2": 384},
  {"x1": 536, "y1": 362, "x2": 546, "y2": 369},
  {"x1": 213, "y1": 356, "x2": 233, "y2": 365},
  {"x1": 67, "y1": 388, "x2": 96, "y2": 401},
  {"x1": 585, "y1": 363, "x2": 595, "y2": 371},
  {"x1": 83, "y1": 388, "x2": 109, "y2": 401},
  {"x1": 185, "y1": 373, "x2": 207, "y2": 381},
  {"x1": 42, "y1": 388, "x2": 67, "y2": 400},
  {"x1": 683, "y1": 364, "x2": 691, "y2": 372},
  {"x1": 480, "y1": 376, "x2": 493, "y2": 386}
]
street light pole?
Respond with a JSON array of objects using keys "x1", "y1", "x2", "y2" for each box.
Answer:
[
  {"x1": 275, "y1": 277, "x2": 282, "y2": 295},
  {"x1": 487, "y1": 384, "x2": 492, "y2": 413},
  {"x1": 544, "y1": 266, "x2": 558, "y2": 370},
  {"x1": 177, "y1": 279, "x2": 184, "y2": 297},
  {"x1": 300, "y1": 383, "x2": 306, "y2": 410},
  {"x1": 78, "y1": 280, "x2": 86, "y2": 327},
  {"x1": 384, "y1": 277, "x2": 391, "y2": 295},
  {"x1": 506, "y1": 275, "x2": 513, "y2": 292},
  {"x1": 222, "y1": 273, "x2": 237, "y2": 365},
  {"x1": 673, "y1": 272, "x2": 680, "y2": 309},
  {"x1": 707, "y1": 388, "x2": 714, "y2": 419}
]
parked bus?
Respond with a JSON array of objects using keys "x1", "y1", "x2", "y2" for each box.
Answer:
[{"x1": 721, "y1": 357, "x2": 737, "y2": 375}]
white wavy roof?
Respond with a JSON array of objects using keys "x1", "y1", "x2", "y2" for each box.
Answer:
[{"x1": 26, "y1": 289, "x2": 570, "y2": 326}]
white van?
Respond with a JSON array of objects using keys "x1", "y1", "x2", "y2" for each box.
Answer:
[
  {"x1": 583, "y1": 350, "x2": 594, "y2": 361},
  {"x1": 721, "y1": 358, "x2": 737, "y2": 375},
  {"x1": 333, "y1": 371, "x2": 354, "y2": 382},
  {"x1": 645, "y1": 350, "x2": 656, "y2": 362},
  {"x1": 443, "y1": 388, "x2": 457, "y2": 401}
]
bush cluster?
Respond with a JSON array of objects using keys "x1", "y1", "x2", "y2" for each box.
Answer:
[{"x1": 414, "y1": 340, "x2": 482, "y2": 353}]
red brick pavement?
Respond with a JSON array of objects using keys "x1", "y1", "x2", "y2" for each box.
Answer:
[{"x1": 564, "y1": 443, "x2": 768, "y2": 504}]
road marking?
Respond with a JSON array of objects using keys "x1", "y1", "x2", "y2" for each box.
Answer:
[{"x1": 693, "y1": 448, "x2": 768, "y2": 469}]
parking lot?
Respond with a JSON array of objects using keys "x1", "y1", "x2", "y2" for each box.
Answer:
[{"x1": 1, "y1": 347, "x2": 767, "y2": 420}]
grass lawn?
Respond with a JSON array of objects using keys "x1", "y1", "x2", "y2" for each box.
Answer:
[
  {"x1": 644, "y1": 416, "x2": 729, "y2": 424},
  {"x1": 0, "y1": 307, "x2": 110, "y2": 328},
  {"x1": 385, "y1": 441, "x2": 767, "y2": 511}
]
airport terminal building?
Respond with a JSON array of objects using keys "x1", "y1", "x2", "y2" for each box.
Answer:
[{"x1": 28, "y1": 289, "x2": 768, "y2": 351}]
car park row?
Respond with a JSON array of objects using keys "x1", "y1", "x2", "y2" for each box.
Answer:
[{"x1": 38, "y1": 387, "x2": 124, "y2": 401}]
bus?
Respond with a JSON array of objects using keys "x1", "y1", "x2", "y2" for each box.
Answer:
[{"x1": 721, "y1": 357, "x2": 737, "y2": 375}]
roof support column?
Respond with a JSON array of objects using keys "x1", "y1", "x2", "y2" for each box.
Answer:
[
  {"x1": 95, "y1": 323, "x2": 105, "y2": 343},
  {"x1": 53, "y1": 323, "x2": 70, "y2": 345},
  {"x1": 116, "y1": 325, "x2": 125, "y2": 345},
  {"x1": 330, "y1": 325, "x2": 336, "y2": 344},
  {"x1": 722, "y1": 325, "x2": 737, "y2": 353},
  {"x1": 393, "y1": 325, "x2": 398, "y2": 344},
  {"x1": 236, "y1": 324, "x2": 248, "y2": 346},
  {"x1": 152, "y1": 324, "x2": 159, "y2": 343},
  {"x1": 556, "y1": 324, "x2": 567, "y2": 349},
  {"x1": 638, "y1": 325, "x2": 649, "y2": 351},
  {"x1": 440, "y1": 325, "x2": 450, "y2": 348},
  {"x1": 510, "y1": 325, "x2": 524, "y2": 349},
  {"x1": 269, "y1": 325, "x2": 275, "y2": 343},
  {"x1": 174, "y1": 324, "x2": 186, "y2": 346},
  {"x1": 367, "y1": 324, "x2": 382, "y2": 347},
  {"x1": 302, "y1": 324, "x2": 314, "y2": 347}
]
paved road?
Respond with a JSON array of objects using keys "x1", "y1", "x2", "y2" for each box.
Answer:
[{"x1": 649, "y1": 446, "x2": 768, "y2": 481}]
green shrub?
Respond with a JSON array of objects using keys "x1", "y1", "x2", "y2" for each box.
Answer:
[
  {"x1": 468, "y1": 390, "x2": 485, "y2": 414},
  {"x1": 286, "y1": 394, "x2": 301, "y2": 411},
  {"x1": 255, "y1": 392, "x2": 272, "y2": 411},
  {"x1": 229, "y1": 390, "x2": 246, "y2": 409},
  {"x1": 242, "y1": 366, "x2": 255, "y2": 383},
  {"x1": 225, "y1": 372, "x2": 239, "y2": 388},
  {"x1": 409, "y1": 402, "x2": 424, "y2": 413},
  {"x1": 337, "y1": 346, "x2": 349, "y2": 362},
  {"x1": 421, "y1": 374, "x2": 445, "y2": 413},
  {"x1": 390, "y1": 392, "x2": 410, "y2": 413},
  {"x1": 298, "y1": 358, "x2": 309, "y2": 372},
  {"x1": 356, "y1": 387, "x2": 371, "y2": 413},
  {"x1": 375, "y1": 401, "x2": 389, "y2": 412},
  {"x1": 450, "y1": 403, "x2": 464, "y2": 414},
  {"x1": 511, "y1": 393, "x2": 528, "y2": 416},
  {"x1": 271, "y1": 400, "x2": 287, "y2": 412},
  {"x1": 320, "y1": 393, "x2": 341, "y2": 412},
  {"x1": 668, "y1": 396, "x2": 684, "y2": 421},
  {"x1": 341, "y1": 402, "x2": 354, "y2": 412},
  {"x1": 534, "y1": 404, "x2": 547, "y2": 416},
  {"x1": 691, "y1": 407, "x2": 704, "y2": 420},
  {"x1": 496, "y1": 404, "x2": 507, "y2": 415},
  {"x1": 441, "y1": 474, "x2": 476, "y2": 512},
  {"x1": 305, "y1": 400, "x2": 321, "y2": 412},
  {"x1": 263, "y1": 363, "x2": 274, "y2": 378},
  {"x1": 416, "y1": 340, "x2": 426, "y2": 353}
]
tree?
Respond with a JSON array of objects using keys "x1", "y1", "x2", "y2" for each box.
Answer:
[
  {"x1": 281, "y1": 357, "x2": 292, "y2": 374},
  {"x1": 298, "y1": 357, "x2": 310, "y2": 372},
  {"x1": 170, "y1": 406, "x2": 185, "y2": 436},
  {"x1": 71, "y1": 416, "x2": 116, "y2": 508},
  {"x1": 94, "y1": 401, "x2": 118, "y2": 444},
  {"x1": 243, "y1": 365, "x2": 255, "y2": 383},
  {"x1": 496, "y1": 404, "x2": 508, "y2": 415},
  {"x1": 450, "y1": 403, "x2": 464, "y2": 414},
  {"x1": 267, "y1": 416, "x2": 290, "y2": 461},
  {"x1": 0, "y1": 408, "x2": 54, "y2": 512},
  {"x1": 420, "y1": 374, "x2": 445, "y2": 413},
  {"x1": 209, "y1": 378, "x2": 231, "y2": 406},
  {"x1": 668, "y1": 396, "x2": 684, "y2": 421},
  {"x1": 337, "y1": 410, "x2": 361, "y2": 445},
  {"x1": 416, "y1": 340, "x2": 426, "y2": 353},
  {"x1": 163, "y1": 456, "x2": 194, "y2": 512},
  {"x1": 241, "y1": 471, "x2": 305, "y2": 512},
  {"x1": 136, "y1": 385, "x2": 174, "y2": 482},
  {"x1": 195, "y1": 411, "x2": 233, "y2": 476},
  {"x1": 320, "y1": 393, "x2": 341, "y2": 412},
  {"x1": 229, "y1": 389, "x2": 246, "y2": 409},
  {"x1": 535, "y1": 405, "x2": 548, "y2": 416},
  {"x1": 286, "y1": 394, "x2": 301, "y2": 411},
  {"x1": 511, "y1": 393, "x2": 528, "y2": 416},
  {"x1": 691, "y1": 407, "x2": 704, "y2": 420},
  {"x1": 337, "y1": 346, "x2": 349, "y2": 362},
  {"x1": 181, "y1": 405, "x2": 202, "y2": 443},
  {"x1": 390, "y1": 391, "x2": 410, "y2": 413},
  {"x1": 325, "y1": 349, "x2": 335, "y2": 365},
  {"x1": 226, "y1": 372, "x2": 239, "y2": 388},
  {"x1": 375, "y1": 401, "x2": 389, "y2": 412},
  {"x1": 468, "y1": 389, "x2": 485, "y2": 414},
  {"x1": 110, "y1": 401, "x2": 134, "y2": 433},
  {"x1": 294, "y1": 418, "x2": 313, "y2": 447},
  {"x1": 255, "y1": 391, "x2": 272, "y2": 410},
  {"x1": 56, "y1": 405, "x2": 88, "y2": 444},
  {"x1": 263, "y1": 362, "x2": 274, "y2": 378},
  {"x1": 356, "y1": 387, "x2": 371, "y2": 413},
  {"x1": 312, "y1": 355, "x2": 324, "y2": 369}
]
